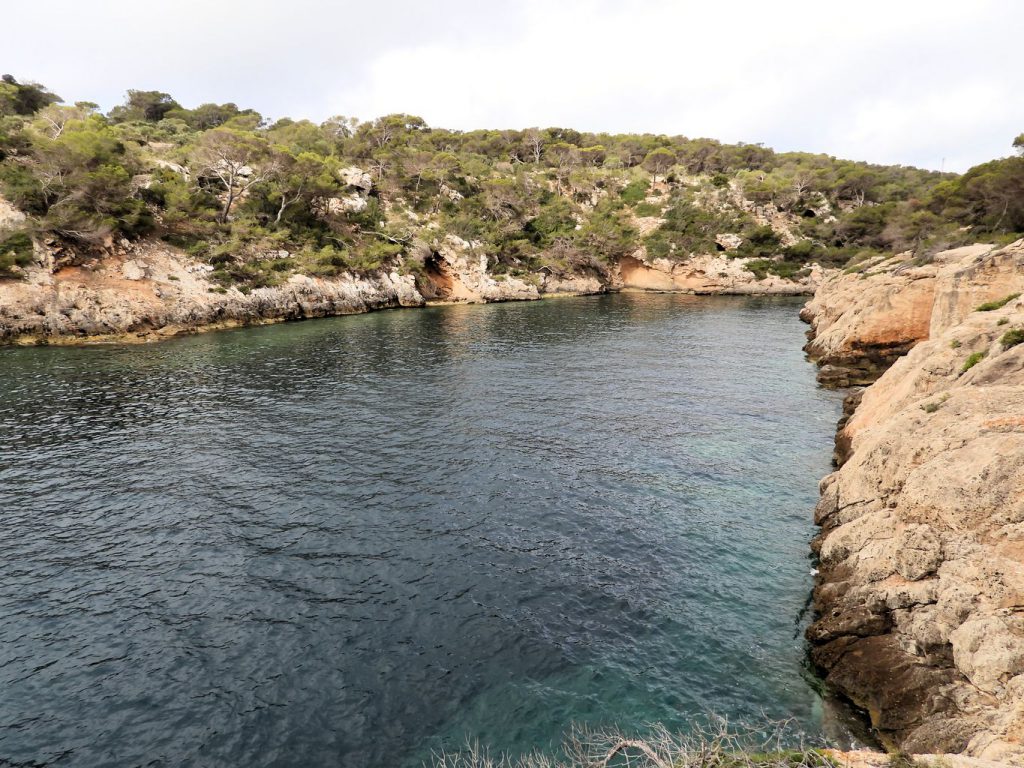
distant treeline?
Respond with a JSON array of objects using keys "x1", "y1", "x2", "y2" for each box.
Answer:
[{"x1": 1, "y1": 75, "x2": 1021, "y2": 285}]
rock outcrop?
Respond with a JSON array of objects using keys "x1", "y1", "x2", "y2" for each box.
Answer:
[
  {"x1": 618, "y1": 252, "x2": 822, "y2": 295},
  {"x1": 803, "y1": 240, "x2": 1024, "y2": 760},
  {"x1": 803, "y1": 243, "x2": 1024, "y2": 386},
  {"x1": 419, "y1": 235, "x2": 545, "y2": 303},
  {"x1": 0, "y1": 246, "x2": 424, "y2": 344},
  {"x1": 0, "y1": 230, "x2": 819, "y2": 345}
]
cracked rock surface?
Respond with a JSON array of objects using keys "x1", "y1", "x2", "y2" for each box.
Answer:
[{"x1": 803, "y1": 240, "x2": 1024, "y2": 761}]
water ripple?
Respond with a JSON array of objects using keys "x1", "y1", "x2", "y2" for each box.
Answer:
[{"x1": 0, "y1": 294, "x2": 844, "y2": 767}]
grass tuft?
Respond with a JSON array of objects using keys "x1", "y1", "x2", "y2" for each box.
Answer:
[
  {"x1": 961, "y1": 350, "x2": 987, "y2": 374},
  {"x1": 430, "y1": 721, "x2": 841, "y2": 768},
  {"x1": 1001, "y1": 329, "x2": 1024, "y2": 349}
]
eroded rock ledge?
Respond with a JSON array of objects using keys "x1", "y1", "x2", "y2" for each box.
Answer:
[
  {"x1": 802, "y1": 240, "x2": 1024, "y2": 761},
  {"x1": 0, "y1": 235, "x2": 818, "y2": 345}
]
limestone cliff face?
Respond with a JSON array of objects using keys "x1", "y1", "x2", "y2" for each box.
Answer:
[
  {"x1": 0, "y1": 242, "x2": 424, "y2": 344},
  {"x1": 617, "y1": 252, "x2": 821, "y2": 295},
  {"x1": 804, "y1": 240, "x2": 1024, "y2": 760},
  {"x1": 0, "y1": 236, "x2": 610, "y2": 344},
  {"x1": 0, "y1": 232, "x2": 818, "y2": 344},
  {"x1": 802, "y1": 242, "x2": 1024, "y2": 386}
]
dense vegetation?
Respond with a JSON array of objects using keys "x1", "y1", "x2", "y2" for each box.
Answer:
[{"x1": 1, "y1": 74, "x2": 1022, "y2": 288}]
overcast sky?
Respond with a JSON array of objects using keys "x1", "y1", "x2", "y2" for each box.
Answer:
[{"x1": 7, "y1": 0, "x2": 1023, "y2": 171}]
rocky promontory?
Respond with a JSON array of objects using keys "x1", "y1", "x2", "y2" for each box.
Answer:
[{"x1": 803, "y1": 240, "x2": 1024, "y2": 760}]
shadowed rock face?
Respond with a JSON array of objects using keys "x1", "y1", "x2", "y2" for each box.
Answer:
[{"x1": 803, "y1": 240, "x2": 1024, "y2": 760}]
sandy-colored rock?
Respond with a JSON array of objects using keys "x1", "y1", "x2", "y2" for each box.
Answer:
[
  {"x1": 424, "y1": 235, "x2": 539, "y2": 303},
  {"x1": 803, "y1": 241, "x2": 1024, "y2": 386},
  {"x1": 0, "y1": 235, "x2": 612, "y2": 344},
  {"x1": 805, "y1": 241, "x2": 1024, "y2": 758},
  {"x1": 951, "y1": 618, "x2": 1024, "y2": 695},
  {"x1": 826, "y1": 748, "x2": 1017, "y2": 768},
  {"x1": 617, "y1": 252, "x2": 821, "y2": 295},
  {"x1": 338, "y1": 166, "x2": 373, "y2": 191},
  {"x1": 0, "y1": 194, "x2": 26, "y2": 231},
  {"x1": 0, "y1": 243, "x2": 428, "y2": 343},
  {"x1": 121, "y1": 259, "x2": 149, "y2": 281}
]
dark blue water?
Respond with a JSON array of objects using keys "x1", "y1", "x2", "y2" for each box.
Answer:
[{"x1": 0, "y1": 293, "x2": 843, "y2": 767}]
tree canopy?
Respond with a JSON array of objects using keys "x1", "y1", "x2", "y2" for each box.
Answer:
[{"x1": 0, "y1": 78, "x2": 1020, "y2": 289}]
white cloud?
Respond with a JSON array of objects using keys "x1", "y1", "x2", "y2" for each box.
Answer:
[{"x1": 6, "y1": 0, "x2": 1023, "y2": 170}]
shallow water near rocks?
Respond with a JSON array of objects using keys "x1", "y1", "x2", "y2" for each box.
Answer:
[{"x1": 0, "y1": 293, "x2": 845, "y2": 767}]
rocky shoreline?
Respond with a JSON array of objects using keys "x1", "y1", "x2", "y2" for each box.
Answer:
[
  {"x1": 803, "y1": 240, "x2": 1024, "y2": 761},
  {"x1": 0, "y1": 236, "x2": 818, "y2": 346}
]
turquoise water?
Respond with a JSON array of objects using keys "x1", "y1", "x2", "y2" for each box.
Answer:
[{"x1": 0, "y1": 293, "x2": 844, "y2": 767}]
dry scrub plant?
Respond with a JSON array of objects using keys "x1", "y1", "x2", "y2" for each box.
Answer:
[{"x1": 429, "y1": 720, "x2": 839, "y2": 768}]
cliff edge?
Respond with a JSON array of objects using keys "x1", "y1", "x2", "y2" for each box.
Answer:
[{"x1": 802, "y1": 240, "x2": 1024, "y2": 760}]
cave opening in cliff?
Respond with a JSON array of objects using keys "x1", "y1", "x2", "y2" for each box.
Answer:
[{"x1": 419, "y1": 252, "x2": 453, "y2": 301}]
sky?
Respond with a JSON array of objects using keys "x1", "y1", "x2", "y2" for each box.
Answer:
[{"x1": 6, "y1": 0, "x2": 1023, "y2": 172}]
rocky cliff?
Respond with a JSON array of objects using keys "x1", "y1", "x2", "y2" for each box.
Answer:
[
  {"x1": 802, "y1": 243, "x2": 1024, "y2": 386},
  {"x1": 803, "y1": 240, "x2": 1024, "y2": 760},
  {"x1": 0, "y1": 233, "x2": 819, "y2": 346},
  {"x1": 618, "y1": 252, "x2": 821, "y2": 295}
]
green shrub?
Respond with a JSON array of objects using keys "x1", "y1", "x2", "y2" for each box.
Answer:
[
  {"x1": 524, "y1": 196, "x2": 576, "y2": 246},
  {"x1": 633, "y1": 201, "x2": 661, "y2": 217},
  {"x1": 0, "y1": 230, "x2": 34, "y2": 278},
  {"x1": 921, "y1": 401, "x2": 940, "y2": 413},
  {"x1": 781, "y1": 239, "x2": 825, "y2": 263},
  {"x1": 950, "y1": 339, "x2": 961, "y2": 349},
  {"x1": 1001, "y1": 328, "x2": 1024, "y2": 348},
  {"x1": 619, "y1": 180, "x2": 648, "y2": 205},
  {"x1": 975, "y1": 293, "x2": 1020, "y2": 311},
  {"x1": 743, "y1": 257, "x2": 807, "y2": 281},
  {"x1": 961, "y1": 350, "x2": 987, "y2": 373},
  {"x1": 767, "y1": 260, "x2": 808, "y2": 280},
  {"x1": 744, "y1": 259, "x2": 771, "y2": 280},
  {"x1": 734, "y1": 225, "x2": 781, "y2": 259}
]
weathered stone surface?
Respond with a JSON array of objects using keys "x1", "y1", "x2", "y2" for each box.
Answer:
[
  {"x1": 121, "y1": 259, "x2": 149, "y2": 281},
  {"x1": 0, "y1": 243, "x2": 428, "y2": 343},
  {"x1": 715, "y1": 232, "x2": 743, "y2": 251},
  {"x1": 951, "y1": 617, "x2": 1024, "y2": 695},
  {"x1": 0, "y1": 235, "x2": 614, "y2": 344},
  {"x1": 802, "y1": 240, "x2": 1024, "y2": 386},
  {"x1": 617, "y1": 252, "x2": 821, "y2": 295},
  {"x1": 0, "y1": 193, "x2": 27, "y2": 231},
  {"x1": 338, "y1": 166, "x2": 373, "y2": 191},
  {"x1": 805, "y1": 240, "x2": 1024, "y2": 759}
]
